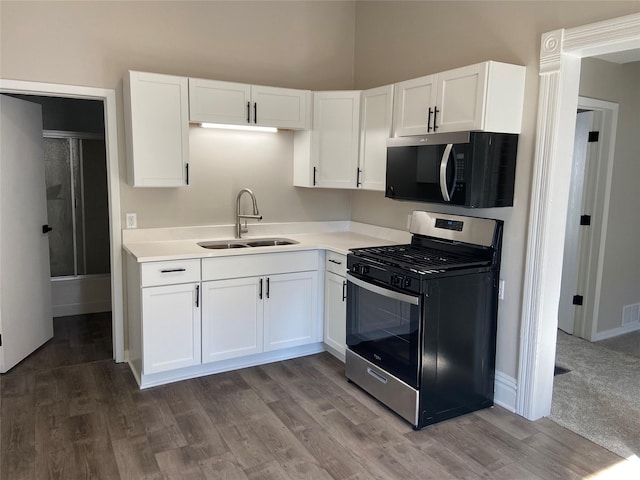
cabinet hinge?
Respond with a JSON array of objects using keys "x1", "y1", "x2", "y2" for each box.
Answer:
[
  {"x1": 580, "y1": 215, "x2": 591, "y2": 226},
  {"x1": 588, "y1": 131, "x2": 600, "y2": 143},
  {"x1": 573, "y1": 295, "x2": 584, "y2": 306}
]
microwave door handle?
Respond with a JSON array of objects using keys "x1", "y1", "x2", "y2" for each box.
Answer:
[
  {"x1": 346, "y1": 273, "x2": 420, "y2": 305},
  {"x1": 439, "y1": 143, "x2": 454, "y2": 202}
]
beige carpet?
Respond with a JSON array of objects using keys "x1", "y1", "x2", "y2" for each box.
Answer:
[{"x1": 552, "y1": 330, "x2": 640, "y2": 459}]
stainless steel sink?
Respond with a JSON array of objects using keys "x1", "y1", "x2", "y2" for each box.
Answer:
[
  {"x1": 198, "y1": 238, "x2": 298, "y2": 250},
  {"x1": 245, "y1": 238, "x2": 299, "y2": 247},
  {"x1": 198, "y1": 240, "x2": 249, "y2": 249}
]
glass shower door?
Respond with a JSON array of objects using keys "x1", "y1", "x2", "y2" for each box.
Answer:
[{"x1": 43, "y1": 135, "x2": 110, "y2": 278}]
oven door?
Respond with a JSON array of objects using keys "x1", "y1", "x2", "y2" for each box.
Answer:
[{"x1": 346, "y1": 273, "x2": 422, "y2": 388}]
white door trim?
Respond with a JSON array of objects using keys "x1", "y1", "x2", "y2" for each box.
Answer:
[
  {"x1": 0, "y1": 79, "x2": 124, "y2": 363},
  {"x1": 516, "y1": 13, "x2": 640, "y2": 420}
]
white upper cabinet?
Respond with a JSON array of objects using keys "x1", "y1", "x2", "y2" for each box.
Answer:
[
  {"x1": 393, "y1": 61, "x2": 526, "y2": 136},
  {"x1": 294, "y1": 91, "x2": 361, "y2": 188},
  {"x1": 189, "y1": 78, "x2": 311, "y2": 130},
  {"x1": 393, "y1": 75, "x2": 437, "y2": 137},
  {"x1": 123, "y1": 71, "x2": 190, "y2": 187},
  {"x1": 188, "y1": 79, "x2": 251, "y2": 125},
  {"x1": 251, "y1": 85, "x2": 311, "y2": 129},
  {"x1": 358, "y1": 84, "x2": 394, "y2": 191}
]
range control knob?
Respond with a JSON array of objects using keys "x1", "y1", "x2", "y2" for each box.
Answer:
[
  {"x1": 391, "y1": 274, "x2": 411, "y2": 288},
  {"x1": 352, "y1": 264, "x2": 369, "y2": 275}
]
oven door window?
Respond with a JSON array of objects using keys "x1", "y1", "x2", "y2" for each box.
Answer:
[{"x1": 346, "y1": 276, "x2": 421, "y2": 388}]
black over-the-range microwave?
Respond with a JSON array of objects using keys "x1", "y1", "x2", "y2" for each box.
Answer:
[{"x1": 385, "y1": 131, "x2": 518, "y2": 208}]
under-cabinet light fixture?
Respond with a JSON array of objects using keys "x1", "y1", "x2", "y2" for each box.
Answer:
[{"x1": 199, "y1": 123, "x2": 277, "y2": 133}]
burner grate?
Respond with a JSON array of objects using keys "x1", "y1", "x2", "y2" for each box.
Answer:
[{"x1": 352, "y1": 245, "x2": 489, "y2": 272}]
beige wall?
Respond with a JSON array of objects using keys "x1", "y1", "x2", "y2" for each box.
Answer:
[
  {"x1": 579, "y1": 58, "x2": 640, "y2": 334},
  {"x1": 351, "y1": 1, "x2": 640, "y2": 379},
  {"x1": 121, "y1": 127, "x2": 352, "y2": 228},
  {"x1": 0, "y1": 0, "x2": 357, "y2": 228}
]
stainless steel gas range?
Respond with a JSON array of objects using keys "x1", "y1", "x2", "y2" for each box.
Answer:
[{"x1": 345, "y1": 210, "x2": 502, "y2": 430}]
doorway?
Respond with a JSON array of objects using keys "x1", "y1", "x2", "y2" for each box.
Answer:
[
  {"x1": 517, "y1": 13, "x2": 640, "y2": 421},
  {"x1": 0, "y1": 79, "x2": 124, "y2": 363},
  {"x1": 558, "y1": 97, "x2": 619, "y2": 340}
]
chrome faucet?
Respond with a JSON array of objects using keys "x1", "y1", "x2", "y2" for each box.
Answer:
[{"x1": 235, "y1": 188, "x2": 262, "y2": 238}]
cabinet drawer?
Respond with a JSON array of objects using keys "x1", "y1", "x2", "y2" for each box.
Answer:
[
  {"x1": 325, "y1": 251, "x2": 347, "y2": 277},
  {"x1": 202, "y1": 251, "x2": 319, "y2": 281},
  {"x1": 141, "y1": 259, "x2": 201, "y2": 287}
]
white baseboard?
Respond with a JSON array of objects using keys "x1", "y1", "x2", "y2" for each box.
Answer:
[
  {"x1": 592, "y1": 322, "x2": 640, "y2": 342},
  {"x1": 494, "y1": 370, "x2": 517, "y2": 412},
  {"x1": 53, "y1": 301, "x2": 112, "y2": 317},
  {"x1": 51, "y1": 275, "x2": 111, "y2": 317}
]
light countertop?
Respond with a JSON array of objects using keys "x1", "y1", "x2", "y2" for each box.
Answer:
[{"x1": 123, "y1": 222, "x2": 411, "y2": 263}]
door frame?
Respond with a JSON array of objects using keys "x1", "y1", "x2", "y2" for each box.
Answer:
[
  {"x1": 516, "y1": 13, "x2": 640, "y2": 420},
  {"x1": 0, "y1": 79, "x2": 124, "y2": 363}
]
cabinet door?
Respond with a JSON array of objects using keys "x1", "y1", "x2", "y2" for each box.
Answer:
[
  {"x1": 142, "y1": 283, "x2": 200, "y2": 374},
  {"x1": 312, "y1": 91, "x2": 361, "y2": 188},
  {"x1": 124, "y1": 71, "x2": 189, "y2": 187},
  {"x1": 189, "y1": 78, "x2": 252, "y2": 125},
  {"x1": 435, "y1": 63, "x2": 487, "y2": 133},
  {"x1": 201, "y1": 278, "x2": 263, "y2": 363},
  {"x1": 264, "y1": 271, "x2": 319, "y2": 352},
  {"x1": 358, "y1": 85, "x2": 393, "y2": 191},
  {"x1": 251, "y1": 86, "x2": 310, "y2": 129},
  {"x1": 324, "y1": 271, "x2": 347, "y2": 360},
  {"x1": 393, "y1": 75, "x2": 437, "y2": 137}
]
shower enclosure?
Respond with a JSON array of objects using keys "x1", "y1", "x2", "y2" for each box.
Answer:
[{"x1": 44, "y1": 132, "x2": 111, "y2": 316}]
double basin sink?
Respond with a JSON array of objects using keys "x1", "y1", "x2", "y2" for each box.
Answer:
[{"x1": 198, "y1": 237, "x2": 298, "y2": 250}]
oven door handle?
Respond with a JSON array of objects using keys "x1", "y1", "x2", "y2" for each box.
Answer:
[{"x1": 346, "y1": 273, "x2": 420, "y2": 305}]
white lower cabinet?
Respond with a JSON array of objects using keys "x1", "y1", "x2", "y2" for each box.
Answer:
[
  {"x1": 324, "y1": 271, "x2": 347, "y2": 359},
  {"x1": 201, "y1": 251, "x2": 321, "y2": 362},
  {"x1": 201, "y1": 277, "x2": 263, "y2": 363},
  {"x1": 263, "y1": 271, "x2": 318, "y2": 352},
  {"x1": 141, "y1": 282, "x2": 201, "y2": 374},
  {"x1": 127, "y1": 250, "x2": 323, "y2": 387},
  {"x1": 323, "y1": 252, "x2": 347, "y2": 360}
]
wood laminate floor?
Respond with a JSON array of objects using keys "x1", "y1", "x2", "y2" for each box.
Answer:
[{"x1": 2, "y1": 316, "x2": 638, "y2": 479}]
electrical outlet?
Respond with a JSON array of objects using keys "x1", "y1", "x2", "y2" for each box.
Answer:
[
  {"x1": 126, "y1": 213, "x2": 137, "y2": 229},
  {"x1": 499, "y1": 279, "x2": 505, "y2": 300}
]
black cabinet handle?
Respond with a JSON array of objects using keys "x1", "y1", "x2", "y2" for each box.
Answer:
[
  {"x1": 160, "y1": 268, "x2": 186, "y2": 273},
  {"x1": 356, "y1": 168, "x2": 362, "y2": 187},
  {"x1": 195, "y1": 285, "x2": 200, "y2": 307},
  {"x1": 254, "y1": 102, "x2": 257, "y2": 124},
  {"x1": 259, "y1": 278, "x2": 263, "y2": 300},
  {"x1": 342, "y1": 280, "x2": 347, "y2": 302},
  {"x1": 247, "y1": 101, "x2": 251, "y2": 123},
  {"x1": 427, "y1": 107, "x2": 433, "y2": 132},
  {"x1": 313, "y1": 166, "x2": 317, "y2": 186},
  {"x1": 42, "y1": 224, "x2": 53, "y2": 234},
  {"x1": 328, "y1": 259, "x2": 342, "y2": 265},
  {"x1": 185, "y1": 163, "x2": 189, "y2": 185},
  {"x1": 433, "y1": 107, "x2": 439, "y2": 131},
  {"x1": 266, "y1": 277, "x2": 270, "y2": 299}
]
